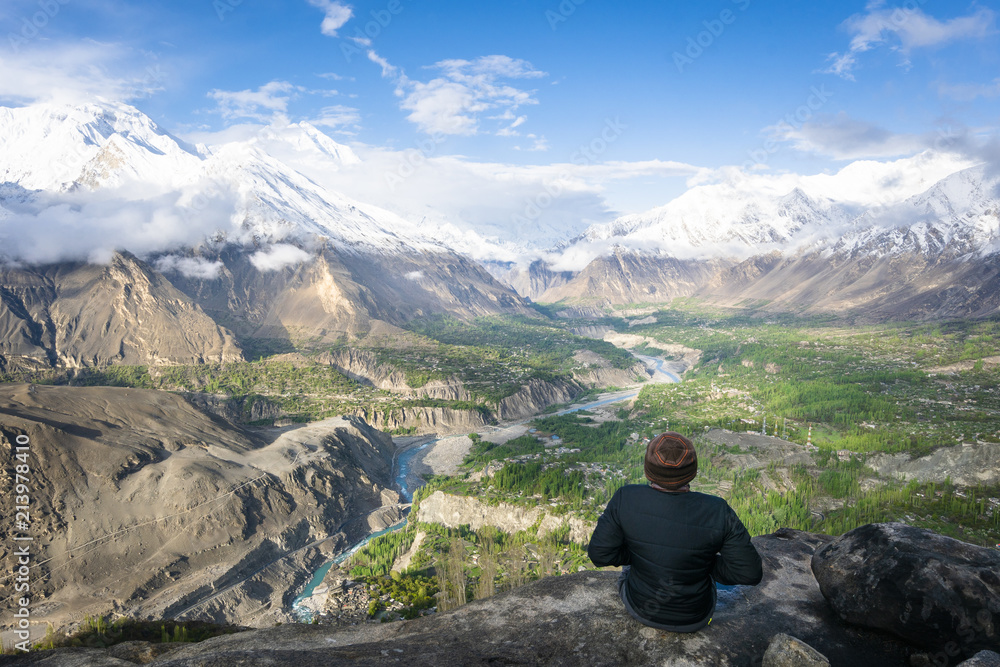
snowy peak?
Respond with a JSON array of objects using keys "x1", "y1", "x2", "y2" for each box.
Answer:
[
  {"x1": 832, "y1": 165, "x2": 1000, "y2": 259},
  {"x1": 202, "y1": 142, "x2": 440, "y2": 252},
  {"x1": 254, "y1": 121, "x2": 361, "y2": 167},
  {"x1": 0, "y1": 101, "x2": 440, "y2": 256},
  {"x1": 575, "y1": 157, "x2": 997, "y2": 263},
  {"x1": 0, "y1": 101, "x2": 202, "y2": 191},
  {"x1": 583, "y1": 181, "x2": 851, "y2": 256}
]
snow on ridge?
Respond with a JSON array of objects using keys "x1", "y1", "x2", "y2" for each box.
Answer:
[
  {"x1": 0, "y1": 100, "x2": 440, "y2": 259},
  {"x1": 575, "y1": 158, "x2": 996, "y2": 264}
]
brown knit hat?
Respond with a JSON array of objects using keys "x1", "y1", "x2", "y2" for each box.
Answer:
[{"x1": 644, "y1": 432, "x2": 697, "y2": 489}]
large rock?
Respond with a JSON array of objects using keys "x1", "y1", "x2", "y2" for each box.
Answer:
[
  {"x1": 957, "y1": 651, "x2": 1000, "y2": 667},
  {"x1": 811, "y1": 522, "x2": 1000, "y2": 657},
  {"x1": 761, "y1": 633, "x2": 830, "y2": 667},
  {"x1": 2, "y1": 529, "x2": 915, "y2": 666}
]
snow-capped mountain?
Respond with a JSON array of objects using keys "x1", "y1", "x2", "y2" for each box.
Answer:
[
  {"x1": 0, "y1": 101, "x2": 531, "y2": 368},
  {"x1": 576, "y1": 152, "x2": 987, "y2": 263},
  {"x1": 583, "y1": 185, "x2": 855, "y2": 257},
  {"x1": 0, "y1": 101, "x2": 443, "y2": 258},
  {"x1": 0, "y1": 101, "x2": 205, "y2": 191},
  {"x1": 830, "y1": 165, "x2": 1000, "y2": 260},
  {"x1": 512, "y1": 158, "x2": 1000, "y2": 319}
]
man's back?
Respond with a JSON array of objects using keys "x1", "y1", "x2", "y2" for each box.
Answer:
[{"x1": 589, "y1": 484, "x2": 763, "y2": 627}]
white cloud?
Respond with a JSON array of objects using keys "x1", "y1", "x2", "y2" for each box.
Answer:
[
  {"x1": 208, "y1": 81, "x2": 297, "y2": 122},
  {"x1": 310, "y1": 104, "x2": 361, "y2": 130},
  {"x1": 154, "y1": 255, "x2": 224, "y2": 279},
  {"x1": 404, "y1": 270, "x2": 424, "y2": 280},
  {"x1": 938, "y1": 78, "x2": 1000, "y2": 101},
  {"x1": 249, "y1": 243, "x2": 312, "y2": 271},
  {"x1": 307, "y1": 0, "x2": 353, "y2": 37},
  {"x1": 368, "y1": 51, "x2": 547, "y2": 136},
  {"x1": 767, "y1": 113, "x2": 931, "y2": 159},
  {"x1": 824, "y1": 5, "x2": 996, "y2": 79},
  {"x1": 366, "y1": 50, "x2": 398, "y2": 78},
  {"x1": 0, "y1": 184, "x2": 239, "y2": 265},
  {"x1": 0, "y1": 41, "x2": 165, "y2": 105}
]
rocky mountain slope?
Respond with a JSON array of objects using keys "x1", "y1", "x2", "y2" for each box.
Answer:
[
  {"x1": 161, "y1": 244, "x2": 530, "y2": 344},
  {"x1": 0, "y1": 385, "x2": 403, "y2": 631},
  {"x1": 0, "y1": 252, "x2": 241, "y2": 372}
]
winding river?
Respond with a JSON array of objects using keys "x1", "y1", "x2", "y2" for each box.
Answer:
[{"x1": 290, "y1": 353, "x2": 683, "y2": 621}]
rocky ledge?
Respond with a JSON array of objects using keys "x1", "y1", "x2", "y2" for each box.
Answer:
[{"x1": 3, "y1": 525, "x2": 997, "y2": 666}]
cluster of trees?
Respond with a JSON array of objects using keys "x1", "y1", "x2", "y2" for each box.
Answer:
[{"x1": 347, "y1": 528, "x2": 415, "y2": 579}]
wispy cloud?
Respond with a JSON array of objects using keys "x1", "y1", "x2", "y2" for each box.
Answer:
[
  {"x1": 824, "y1": 4, "x2": 996, "y2": 80},
  {"x1": 306, "y1": 0, "x2": 353, "y2": 37},
  {"x1": 767, "y1": 112, "x2": 932, "y2": 160},
  {"x1": 208, "y1": 81, "x2": 297, "y2": 122},
  {"x1": 938, "y1": 78, "x2": 1000, "y2": 101},
  {"x1": 0, "y1": 183, "x2": 239, "y2": 266},
  {"x1": 249, "y1": 243, "x2": 312, "y2": 271},
  {"x1": 310, "y1": 104, "x2": 361, "y2": 130},
  {"x1": 367, "y1": 51, "x2": 547, "y2": 136},
  {"x1": 0, "y1": 41, "x2": 164, "y2": 105}
]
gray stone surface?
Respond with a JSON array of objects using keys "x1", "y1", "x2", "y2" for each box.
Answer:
[
  {"x1": 957, "y1": 650, "x2": 1000, "y2": 667},
  {"x1": 0, "y1": 648, "x2": 136, "y2": 666},
  {"x1": 812, "y1": 522, "x2": 1000, "y2": 658},
  {"x1": 1, "y1": 529, "x2": 914, "y2": 667},
  {"x1": 761, "y1": 633, "x2": 830, "y2": 667}
]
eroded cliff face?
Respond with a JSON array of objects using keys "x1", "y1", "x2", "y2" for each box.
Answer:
[
  {"x1": 571, "y1": 350, "x2": 649, "y2": 388},
  {"x1": 351, "y1": 406, "x2": 492, "y2": 435},
  {"x1": 318, "y1": 348, "x2": 472, "y2": 401},
  {"x1": 416, "y1": 490, "x2": 594, "y2": 545},
  {"x1": 347, "y1": 377, "x2": 585, "y2": 436},
  {"x1": 0, "y1": 385, "x2": 401, "y2": 632},
  {"x1": 495, "y1": 378, "x2": 581, "y2": 421}
]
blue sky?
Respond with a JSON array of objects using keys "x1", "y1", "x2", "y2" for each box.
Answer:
[{"x1": 2, "y1": 0, "x2": 999, "y2": 224}]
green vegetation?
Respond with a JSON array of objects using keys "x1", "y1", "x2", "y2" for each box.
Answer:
[
  {"x1": 420, "y1": 307, "x2": 1000, "y2": 549},
  {"x1": 23, "y1": 617, "x2": 244, "y2": 651}
]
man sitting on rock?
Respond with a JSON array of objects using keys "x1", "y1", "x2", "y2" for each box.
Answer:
[{"x1": 588, "y1": 432, "x2": 763, "y2": 632}]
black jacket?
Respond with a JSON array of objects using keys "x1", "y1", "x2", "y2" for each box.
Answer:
[{"x1": 588, "y1": 484, "x2": 763, "y2": 625}]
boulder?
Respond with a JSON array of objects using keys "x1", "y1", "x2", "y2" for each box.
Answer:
[
  {"x1": 811, "y1": 523, "x2": 1000, "y2": 658},
  {"x1": 761, "y1": 633, "x2": 830, "y2": 666},
  {"x1": 957, "y1": 651, "x2": 1000, "y2": 667}
]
